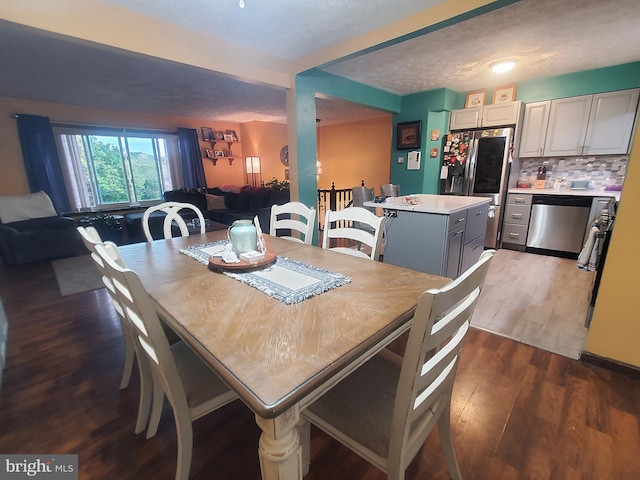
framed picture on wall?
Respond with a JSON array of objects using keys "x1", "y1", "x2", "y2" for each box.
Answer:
[
  {"x1": 465, "y1": 89, "x2": 487, "y2": 108},
  {"x1": 492, "y1": 84, "x2": 517, "y2": 104},
  {"x1": 213, "y1": 130, "x2": 225, "y2": 140},
  {"x1": 396, "y1": 121, "x2": 422, "y2": 150},
  {"x1": 201, "y1": 127, "x2": 214, "y2": 141}
]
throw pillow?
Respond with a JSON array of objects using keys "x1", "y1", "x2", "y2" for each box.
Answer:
[
  {"x1": 205, "y1": 194, "x2": 226, "y2": 210},
  {"x1": 0, "y1": 191, "x2": 58, "y2": 223}
]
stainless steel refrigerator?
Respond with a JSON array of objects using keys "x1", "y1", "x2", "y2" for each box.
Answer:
[{"x1": 439, "y1": 127, "x2": 514, "y2": 249}]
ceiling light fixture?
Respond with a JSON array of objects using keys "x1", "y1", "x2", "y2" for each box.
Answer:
[
  {"x1": 491, "y1": 61, "x2": 516, "y2": 73},
  {"x1": 239, "y1": 0, "x2": 245, "y2": 8}
]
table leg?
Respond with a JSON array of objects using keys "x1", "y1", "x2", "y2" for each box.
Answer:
[{"x1": 256, "y1": 406, "x2": 303, "y2": 480}]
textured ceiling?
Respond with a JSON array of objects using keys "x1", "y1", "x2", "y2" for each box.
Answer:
[
  {"x1": 1, "y1": 0, "x2": 639, "y2": 125},
  {"x1": 325, "y1": 0, "x2": 640, "y2": 94},
  {"x1": 100, "y1": 0, "x2": 445, "y2": 61}
]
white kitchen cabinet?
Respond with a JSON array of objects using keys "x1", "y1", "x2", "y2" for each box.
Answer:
[
  {"x1": 584, "y1": 89, "x2": 640, "y2": 155},
  {"x1": 482, "y1": 101, "x2": 522, "y2": 127},
  {"x1": 522, "y1": 89, "x2": 640, "y2": 158},
  {"x1": 518, "y1": 101, "x2": 551, "y2": 158},
  {"x1": 449, "y1": 101, "x2": 521, "y2": 131},
  {"x1": 449, "y1": 106, "x2": 482, "y2": 130},
  {"x1": 544, "y1": 95, "x2": 593, "y2": 157}
]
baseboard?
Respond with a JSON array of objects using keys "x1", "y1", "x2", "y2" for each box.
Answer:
[{"x1": 580, "y1": 351, "x2": 640, "y2": 378}]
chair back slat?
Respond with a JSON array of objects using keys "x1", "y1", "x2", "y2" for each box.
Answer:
[
  {"x1": 94, "y1": 243, "x2": 190, "y2": 412},
  {"x1": 270, "y1": 201, "x2": 316, "y2": 245},
  {"x1": 388, "y1": 250, "x2": 494, "y2": 469},
  {"x1": 322, "y1": 207, "x2": 386, "y2": 261},
  {"x1": 142, "y1": 201, "x2": 205, "y2": 242}
]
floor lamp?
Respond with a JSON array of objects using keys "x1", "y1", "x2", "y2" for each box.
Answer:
[{"x1": 245, "y1": 156, "x2": 261, "y2": 187}]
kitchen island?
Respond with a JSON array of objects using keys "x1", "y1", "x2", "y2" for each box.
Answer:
[{"x1": 365, "y1": 194, "x2": 490, "y2": 278}]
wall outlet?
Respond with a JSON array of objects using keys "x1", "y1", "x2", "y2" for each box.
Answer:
[{"x1": 397, "y1": 156, "x2": 405, "y2": 164}]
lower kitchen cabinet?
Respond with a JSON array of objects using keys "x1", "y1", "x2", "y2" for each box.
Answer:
[{"x1": 502, "y1": 193, "x2": 533, "y2": 250}]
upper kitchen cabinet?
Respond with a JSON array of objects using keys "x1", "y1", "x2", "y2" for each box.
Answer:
[
  {"x1": 519, "y1": 101, "x2": 551, "y2": 158},
  {"x1": 519, "y1": 89, "x2": 639, "y2": 158},
  {"x1": 449, "y1": 101, "x2": 522, "y2": 130},
  {"x1": 544, "y1": 95, "x2": 593, "y2": 157},
  {"x1": 584, "y1": 89, "x2": 640, "y2": 155},
  {"x1": 449, "y1": 106, "x2": 482, "y2": 130}
]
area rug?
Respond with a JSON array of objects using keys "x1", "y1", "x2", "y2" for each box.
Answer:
[{"x1": 52, "y1": 255, "x2": 104, "y2": 296}]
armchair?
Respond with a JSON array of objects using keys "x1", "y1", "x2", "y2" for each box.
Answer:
[{"x1": 0, "y1": 191, "x2": 82, "y2": 265}]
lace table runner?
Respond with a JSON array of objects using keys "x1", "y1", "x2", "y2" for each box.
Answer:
[{"x1": 180, "y1": 241, "x2": 351, "y2": 304}]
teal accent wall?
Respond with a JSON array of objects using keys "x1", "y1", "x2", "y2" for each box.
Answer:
[
  {"x1": 393, "y1": 61, "x2": 640, "y2": 195},
  {"x1": 391, "y1": 88, "x2": 460, "y2": 194},
  {"x1": 294, "y1": 61, "x2": 640, "y2": 204},
  {"x1": 515, "y1": 61, "x2": 640, "y2": 103}
]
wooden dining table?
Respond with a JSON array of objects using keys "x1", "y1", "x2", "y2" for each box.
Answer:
[{"x1": 118, "y1": 230, "x2": 449, "y2": 480}]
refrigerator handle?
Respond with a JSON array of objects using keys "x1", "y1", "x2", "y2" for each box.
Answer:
[{"x1": 465, "y1": 137, "x2": 479, "y2": 195}]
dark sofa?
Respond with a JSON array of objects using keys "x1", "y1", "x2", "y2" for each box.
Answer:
[
  {"x1": 0, "y1": 216, "x2": 83, "y2": 265},
  {"x1": 166, "y1": 185, "x2": 290, "y2": 229},
  {"x1": 0, "y1": 191, "x2": 83, "y2": 265},
  {"x1": 123, "y1": 185, "x2": 290, "y2": 243}
]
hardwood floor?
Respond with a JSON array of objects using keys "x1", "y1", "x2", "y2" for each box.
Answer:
[
  {"x1": 472, "y1": 249, "x2": 595, "y2": 359},
  {"x1": 1, "y1": 259, "x2": 639, "y2": 479}
]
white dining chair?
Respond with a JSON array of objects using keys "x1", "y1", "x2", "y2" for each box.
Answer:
[
  {"x1": 322, "y1": 207, "x2": 386, "y2": 261},
  {"x1": 77, "y1": 226, "x2": 152, "y2": 434},
  {"x1": 302, "y1": 250, "x2": 495, "y2": 480},
  {"x1": 94, "y1": 242, "x2": 238, "y2": 480},
  {"x1": 269, "y1": 201, "x2": 316, "y2": 245},
  {"x1": 142, "y1": 201, "x2": 205, "y2": 242}
]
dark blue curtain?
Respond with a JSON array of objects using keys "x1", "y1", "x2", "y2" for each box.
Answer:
[
  {"x1": 16, "y1": 114, "x2": 71, "y2": 213},
  {"x1": 177, "y1": 128, "x2": 206, "y2": 189}
]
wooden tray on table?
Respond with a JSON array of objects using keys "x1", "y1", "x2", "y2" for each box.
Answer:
[{"x1": 208, "y1": 251, "x2": 277, "y2": 272}]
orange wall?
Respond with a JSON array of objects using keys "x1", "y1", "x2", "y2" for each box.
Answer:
[
  {"x1": 239, "y1": 121, "x2": 289, "y2": 186},
  {"x1": 0, "y1": 96, "x2": 250, "y2": 194},
  {"x1": 316, "y1": 116, "x2": 392, "y2": 193},
  {"x1": 1, "y1": 96, "x2": 391, "y2": 197}
]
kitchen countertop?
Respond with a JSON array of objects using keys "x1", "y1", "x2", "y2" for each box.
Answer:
[
  {"x1": 508, "y1": 188, "x2": 621, "y2": 202},
  {"x1": 364, "y1": 194, "x2": 490, "y2": 214}
]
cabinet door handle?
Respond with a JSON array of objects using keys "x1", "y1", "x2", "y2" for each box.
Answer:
[
  {"x1": 509, "y1": 232, "x2": 520, "y2": 238},
  {"x1": 539, "y1": 148, "x2": 543, "y2": 155},
  {"x1": 455, "y1": 229, "x2": 464, "y2": 235},
  {"x1": 456, "y1": 217, "x2": 465, "y2": 223},
  {"x1": 475, "y1": 210, "x2": 484, "y2": 216},
  {"x1": 512, "y1": 213, "x2": 522, "y2": 219},
  {"x1": 514, "y1": 198, "x2": 525, "y2": 204}
]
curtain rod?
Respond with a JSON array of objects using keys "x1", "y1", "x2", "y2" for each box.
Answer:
[{"x1": 11, "y1": 113, "x2": 178, "y2": 135}]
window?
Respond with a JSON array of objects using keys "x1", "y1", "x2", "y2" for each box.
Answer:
[{"x1": 54, "y1": 126, "x2": 181, "y2": 212}]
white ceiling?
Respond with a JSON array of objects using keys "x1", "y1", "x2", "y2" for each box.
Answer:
[{"x1": 1, "y1": 0, "x2": 640, "y2": 125}]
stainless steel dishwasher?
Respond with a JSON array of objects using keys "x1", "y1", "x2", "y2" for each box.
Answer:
[{"x1": 526, "y1": 195, "x2": 591, "y2": 256}]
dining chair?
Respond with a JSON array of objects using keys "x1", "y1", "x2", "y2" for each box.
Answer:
[
  {"x1": 77, "y1": 226, "x2": 154, "y2": 435},
  {"x1": 142, "y1": 201, "x2": 205, "y2": 242},
  {"x1": 93, "y1": 242, "x2": 238, "y2": 480},
  {"x1": 302, "y1": 250, "x2": 495, "y2": 480},
  {"x1": 269, "y1": 201, "x2": 316, "y2": 245},
  {"x1": 351, "y1": 185, "x2": 375, "y2": 213},
  {"x1": 380, "y1": 183, "x2": 400, "y2": 198},
  {"x1": 322, "y1": 207, "x2": 386, "y2": 261}
]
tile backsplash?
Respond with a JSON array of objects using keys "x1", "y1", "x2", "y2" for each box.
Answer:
[{"x1": 518, "y1": 156, "x2": 627, "y2": 190}]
